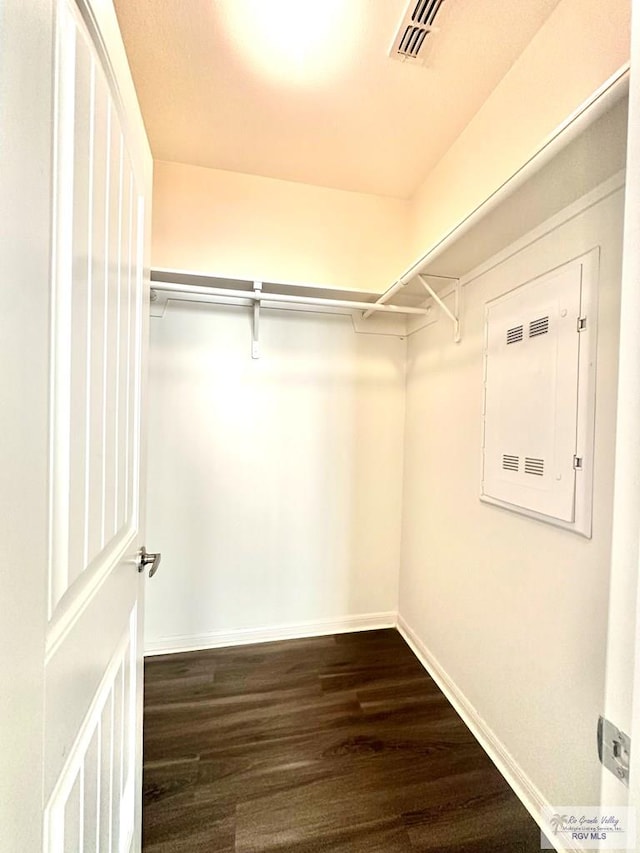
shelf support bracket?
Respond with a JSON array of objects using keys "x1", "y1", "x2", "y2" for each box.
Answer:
[
  {"x1": 252, "y1": 281, "x2": 262, "y2": 359},
  {"x1": 149, "y1": 288, "x2": 169, "y2": 319},
  {"x1": 418, "y1": 274, "x2": 461, "y2": 343}
]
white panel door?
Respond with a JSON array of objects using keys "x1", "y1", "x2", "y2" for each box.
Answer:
[{"x1": 0, "y1": 1, "x2": 152, "y2": 850}]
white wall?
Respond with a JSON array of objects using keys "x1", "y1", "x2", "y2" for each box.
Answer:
[
  {"x1": 152, "y1": 161, "x2": 410, "y2": 293},
  {"x1": 145, "y1": 303, "x2": 406, "y2": 652},
  {"x1": 399, "y1": 185, "x2": 624, "y2": 807}
]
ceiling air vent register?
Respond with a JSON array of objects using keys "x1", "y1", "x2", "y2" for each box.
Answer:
[{"x1": 390, "y1": 0, "x2": 448, "y2": 65}]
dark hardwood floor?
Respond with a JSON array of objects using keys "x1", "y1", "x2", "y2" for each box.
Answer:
[{"x1": 143, "y1": 629, "x2": 542, "y2": 852}]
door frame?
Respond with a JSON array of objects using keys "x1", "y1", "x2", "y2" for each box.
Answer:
[{"x1": 602, "y1": 0, "x2": 640, "y2": 841}]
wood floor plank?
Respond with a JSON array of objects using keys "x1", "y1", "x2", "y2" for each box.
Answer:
[{"x1": 143, "y1": 629, "x2": 542, "y2": 851}]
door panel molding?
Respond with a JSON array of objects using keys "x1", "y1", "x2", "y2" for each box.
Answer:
[
  {"x1": 44, "y1": 606, "x2": 137, "y2": 852},
  {"x1": 47, "y1": 0, "x2": 145, "y2": 624}
]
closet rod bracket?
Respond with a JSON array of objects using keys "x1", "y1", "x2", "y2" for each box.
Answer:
[
  {"x1": 252, "y1": 281, "x2": 262, "y2": 359},
  {"x1": 418, "y1": 274, "x2": 461, "y2": 343}
]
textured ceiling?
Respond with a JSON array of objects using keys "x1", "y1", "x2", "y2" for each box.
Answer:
[{"x1": 114, "y1": 0, "x2": 563, "y2": 198}]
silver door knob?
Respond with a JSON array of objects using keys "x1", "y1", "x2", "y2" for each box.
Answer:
[{"x1": 137, "y1": 546, "x2": 161, "y2": 578}]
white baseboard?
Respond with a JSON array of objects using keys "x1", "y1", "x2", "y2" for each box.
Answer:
[
  {"x1": 144, "y1": 611, "x2": 397, "y2": 656},
  {"x1": 396, "y1": 614, "x2": 583, "y2": 853}
]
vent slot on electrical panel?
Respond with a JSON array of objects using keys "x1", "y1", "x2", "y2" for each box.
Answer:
[
  {"x1": 502, "y1": 454, "x2": 519, "y2": 472},
  {"x1": 524, "y1": 457, "x2": 545, "y2": 476},
  {"x1": 506, "y1": 325, "x2": 523, "y2": 345},
  {"x1": 529, "y1": 316, "x2": 550, "y2": 337},
  {"x1": 390, "y1": 0, "x2": 448, "y2": 64}
]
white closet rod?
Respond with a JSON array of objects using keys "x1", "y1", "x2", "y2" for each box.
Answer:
[{"x1": 151, "y1": 281, "x2": 430, "y2": 316}]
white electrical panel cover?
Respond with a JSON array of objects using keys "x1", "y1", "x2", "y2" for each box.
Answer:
[{"x1": 482, "y1": 261, "x2": 585, "y2": 524}]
